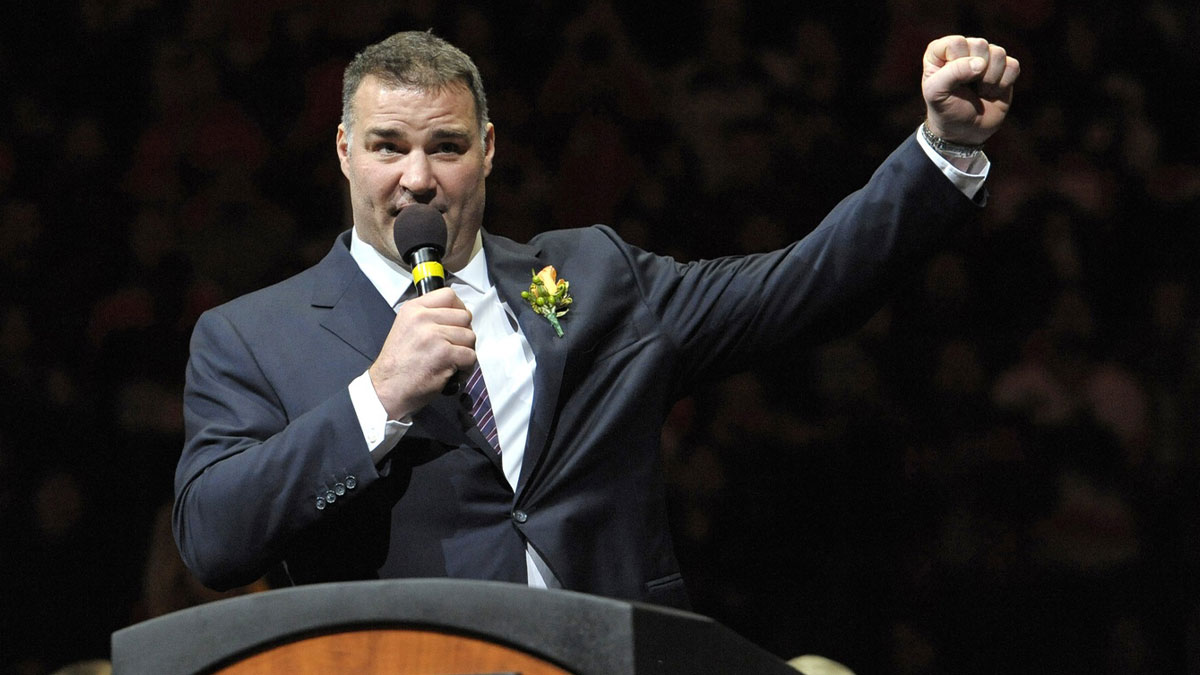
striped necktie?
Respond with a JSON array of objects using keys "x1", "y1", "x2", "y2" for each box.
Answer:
[{"x1": 464, "y1": 363, "x2": 500, "y2": 453}]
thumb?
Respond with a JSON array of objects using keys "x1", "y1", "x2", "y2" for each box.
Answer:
[{"x1": 925, "y1": 56, "x2": 985, "y2": 99}]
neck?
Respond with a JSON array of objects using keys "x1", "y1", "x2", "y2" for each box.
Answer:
[{"x1": 444, "y1": 230, "x2": 484, "y2": 273}]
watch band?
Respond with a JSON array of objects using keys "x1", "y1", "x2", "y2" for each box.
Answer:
[{"x1": 921, "y1": 122, "x2": 984, "y2": 159}]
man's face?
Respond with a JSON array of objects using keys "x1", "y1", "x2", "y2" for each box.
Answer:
[{"x1": 337, "y1": 75, "x2": 494, "y2": 272}]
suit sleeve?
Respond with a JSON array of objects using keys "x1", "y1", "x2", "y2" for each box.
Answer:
[
  {"x1": 173, "y1": 307, "x2": 381, "y2": 590},
  {"x1": 621, "y1": 136, "x2": 982, "y2": 389}
]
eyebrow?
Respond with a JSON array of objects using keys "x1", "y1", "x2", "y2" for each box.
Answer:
[
  {"x1": 364, "y1": 127, "x2": 405, "y2": 141},
  {"x1": 363, "y1": 127, "x2": 473, "y2": 142},
  {"x1": 431, "y1": 129, "x2": 472, "y2": 142}
]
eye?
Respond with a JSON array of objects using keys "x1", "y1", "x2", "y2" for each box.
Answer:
[{"x1": 434, "y1": 141, "x2": 465, "y2": 155}]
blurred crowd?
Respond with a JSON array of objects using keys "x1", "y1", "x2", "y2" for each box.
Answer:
[{"x1": 2, "y1": 1, "x2": 1199, "y2": 673}]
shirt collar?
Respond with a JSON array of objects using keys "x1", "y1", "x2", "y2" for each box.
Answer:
[
  {"x1": 349, "y1": 226, "x2": 489, "y2": 306},
  {"x1": 451, "y1": 231, "x2": 490, "y2": 294}
]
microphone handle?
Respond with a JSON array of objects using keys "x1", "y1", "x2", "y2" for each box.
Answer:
[
  {"x1": 408, "y1": 246, "x2": 446, "y2": 296},
  {"x1": 405, "y1": 246, "x2": 460, "y2": 396}
]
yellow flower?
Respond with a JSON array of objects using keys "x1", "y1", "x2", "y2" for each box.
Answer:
[
  {"x1": 521, "y1": 265, "x2": 572, "y2": 337},
  {"x1": 536, "y1": 266, "x2": 559, "y2": 292}
]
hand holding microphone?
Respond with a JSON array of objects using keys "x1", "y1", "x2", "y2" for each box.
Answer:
[{"x1": 368, "y1": 205, "x2": 476, "y2": 420}]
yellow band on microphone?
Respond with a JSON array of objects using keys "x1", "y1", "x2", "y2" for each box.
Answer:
[{"x1": 412, "y1": 260, "x2": 444, "y2": 286}]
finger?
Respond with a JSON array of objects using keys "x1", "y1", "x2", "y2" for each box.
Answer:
[
  {"x1": 433, "y1": 342, "x2": 478, "y2": 379},
  {"x1": 420, "y1": 306, "x2": 474, "y2": 328},
  {"x1": 411, "y1": 287, "x2": 466, "y2": 309},
  {"x1": 413, "y1": 328, "x2": 475, "y2": 371},
  {"x1": 965, "y1": 37, "x2": 990, "y2": 61},
  {"x1": 923, "y1": 35, "x2": 967, "y2": 68},
  {"x1": 923, "y1": 38, "x2": 949, "y2": 68},
  {"x1": 437, "y1": 324, "x2": 477, "y2": 349},
  {"x1": 426, "y1": 341, "x2": 476, "y2": 388},
  {"x1": 924, "y1": 55, "x2": 986, "y2": 99},
  {"x1": 981, "y1": 44, "x2": 1008, "y2": 86},
  {"x1": 979, "y1": 54, "x2": 1020, "y2": 102},
  {"x1": 393, "y1": 305, "x2": 474, "y2": 336},
  {"x1": 945, "y1": 35, "x2": 970, "y2": 61},
  {"x1": 449, "y1": 344, "x2": 478, "y2": 372},
  {"x1": 999, "y1": 55, "x2": 1021, "y2": 88}
]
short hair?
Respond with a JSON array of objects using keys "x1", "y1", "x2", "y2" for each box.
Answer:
[{"x1": 341, "y1": 30, "x2": 490, "y2": 140}]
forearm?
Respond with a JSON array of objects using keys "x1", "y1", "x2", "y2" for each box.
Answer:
[{"x1": 632, "y1": 135, "x2": 981, "y2": 383}]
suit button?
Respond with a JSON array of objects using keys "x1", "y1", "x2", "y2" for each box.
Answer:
[
  {"x1": 512, "y1": 510, "x2": 528, "y2": 523},
  {"x1": 316, "y1": 497, "x2": 326, "y2": 510},
  {"x1": 345, "y1": 476, "x2": 357, "y2": 489},
  {"x1": 325, "y1": 489, "x2": 337, "y2": 503},
  {"x1": 334, "y1": 483, "x2": 346, "y2": 496}
]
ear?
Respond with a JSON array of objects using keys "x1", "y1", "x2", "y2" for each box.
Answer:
[
  {"x1": 336, "y1": 124, "x2": 351, "y2": 179},
  {"x1": 482, "y1": 123, "x2": 495, "y2": 178}
]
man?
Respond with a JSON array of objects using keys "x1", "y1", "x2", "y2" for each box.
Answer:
[{"x1": 174, "y1": 30, "x2": 1018, "y2": 609}]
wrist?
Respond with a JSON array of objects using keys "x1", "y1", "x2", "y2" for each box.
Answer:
[
  {"x1": 367, "y1": 365, "x2": 412, "y2": 421},
  {"x1": 920, "y1": 121, "x2": 984, "y2": 159}
]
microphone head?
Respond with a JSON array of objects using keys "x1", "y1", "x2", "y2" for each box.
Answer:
[{"x1": 392, "y1": 204, "x2": 448, "y2": 262}]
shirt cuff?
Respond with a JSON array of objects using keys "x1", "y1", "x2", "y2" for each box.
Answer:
[
  {"x1": 915, "y1": 126, "x2": 990, "y2": 202},
  {"x1": 348, "y1": 371, "x2": 410, "y2": 463}
]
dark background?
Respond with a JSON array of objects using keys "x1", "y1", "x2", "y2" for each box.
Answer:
[{"x1": 3, "y1": 1, "x2": 1199, "y2": 673}]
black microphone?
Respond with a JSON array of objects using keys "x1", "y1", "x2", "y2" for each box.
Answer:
[
  {"x1": 393, "y1": 204, "x2": 448, "y2": 296},
  {"x1": 392, "y1": 204, "x2": 460, "y2": 394}
]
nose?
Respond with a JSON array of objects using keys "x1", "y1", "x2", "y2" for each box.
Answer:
[{"x1": 399, "y1": 150, "x2": 436, "y2": 197}]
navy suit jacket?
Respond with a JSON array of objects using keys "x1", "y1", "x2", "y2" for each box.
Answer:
[{"x1": 174, "y1": 137, "x2": 979, "y2": 608}]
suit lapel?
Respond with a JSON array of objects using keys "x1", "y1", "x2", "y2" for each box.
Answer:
[
  {"x1": 314, "y1": 263, "x2": 392, "y2": 362},
  {"x1": 310, "y1": 232, "x2": 468, "y2": 450},
  {"x1": 484, "y1": 233, "x2": 569, "y2": 496}
]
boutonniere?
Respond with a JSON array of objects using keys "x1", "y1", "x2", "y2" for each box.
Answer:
[{"x1": 521, "y1": 265, "x2": 573, "y2": 337}]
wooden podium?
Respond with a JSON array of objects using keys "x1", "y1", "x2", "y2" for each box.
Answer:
[{"x1": 111, "y1": 579, "x2": 798, "y2": 674}]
